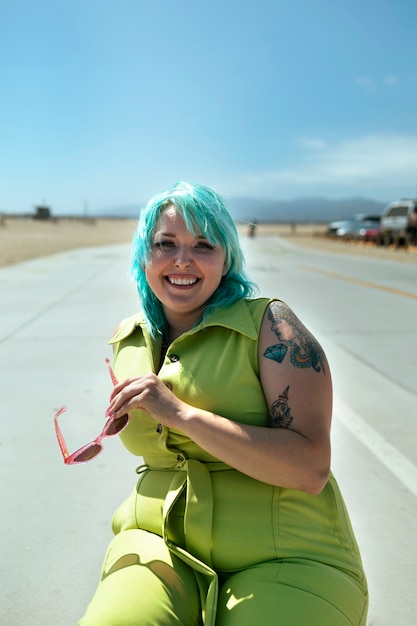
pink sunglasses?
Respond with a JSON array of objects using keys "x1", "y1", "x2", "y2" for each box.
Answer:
[{"x1": 54, "y1": 358, "x2": 129, "y2": 464}]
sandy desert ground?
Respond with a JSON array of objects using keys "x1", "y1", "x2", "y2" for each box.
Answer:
[
  {"x1": 0, "y1": 215, "x2": 416, "y2": 267},
  {"x1": 0, "y1": 216, "x2": 138, "y2": 267}
]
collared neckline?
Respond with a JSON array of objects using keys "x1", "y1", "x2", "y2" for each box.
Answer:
[{"x1": 108, "y1": 298, "x2": 272, "y2": 345}]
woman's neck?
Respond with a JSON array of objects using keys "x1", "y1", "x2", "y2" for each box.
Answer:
[{"x1": 164, "y1": 310, "x2": 203, "y2": 344}]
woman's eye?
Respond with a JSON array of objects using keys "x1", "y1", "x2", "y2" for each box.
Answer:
[
  {"x1": 153, "y1": 240, "x2": 175, "y2": 248},
  {"x1": 196, "y1": 241, "x2": 215, "y2": 250}
]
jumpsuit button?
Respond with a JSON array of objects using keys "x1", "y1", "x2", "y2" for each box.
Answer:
[
  {"x1": 169, "y1": 354, "x2": 180, "y2": 362},
  {"x1": 177, "y1": 454, "x2": 185, "y2": 462},
  {"x1": 156, "y1": 423, "x2": 163, "y2": 434}
]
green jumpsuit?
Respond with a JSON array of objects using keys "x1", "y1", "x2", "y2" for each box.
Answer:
[{"x1": 79, "y1": 298, "x2": 368, "y2": 626}]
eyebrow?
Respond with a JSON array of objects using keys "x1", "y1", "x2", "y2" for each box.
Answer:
[{"x1": 156, "y1": 231, "x2": 207, "y2": 239}]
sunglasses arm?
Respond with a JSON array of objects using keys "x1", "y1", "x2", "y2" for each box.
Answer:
[
  {"x1": 54, "y1": 407, "x2": 70, "y2": 461},
  {"x1": 105, "y1": 358, "x2": 119, "y2": 386}
]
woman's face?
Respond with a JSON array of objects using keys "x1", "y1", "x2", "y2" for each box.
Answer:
[{"x1": 145, "y1": 205, "x2": 227, "y2": 332}]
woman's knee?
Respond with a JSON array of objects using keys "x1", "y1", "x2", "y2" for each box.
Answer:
[{"x1": 79, "y1": 530, "x2": 202, "y2": 626}]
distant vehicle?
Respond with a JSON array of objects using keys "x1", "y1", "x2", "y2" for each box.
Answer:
[
  {"x1": 327, "y1": 214, "x2": 381, "y2": 240},
  {"x1": 379, "y1": 199, "x2": 417, "y2": 245},
  {"x1": 34, "y1": 205, "x2": 51, "y2": 220},
  {"x1": 362, "y1": 224, "x2": 381, "y2": 243}
]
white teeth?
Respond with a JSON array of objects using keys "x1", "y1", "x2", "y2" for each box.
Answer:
[{"x1": 168, "y1": 277, "x2": 198, "y2": 286}]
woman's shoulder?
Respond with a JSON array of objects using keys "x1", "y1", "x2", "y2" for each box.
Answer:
[
  {"x1": 259, "y1": 299, "x2": 309, "y2": 333},
  {"x1": 244, "y1": 297, "x2": 285, "y2": 320},
  {"x1": 108, "y1": 312, "x2": 145, "y2": 344},
  {"x1": 232, "y1": 298, "x2": 287, "y2": 337},
  {"x1": 245, "y1": 296, "x2": 283, "y2": 308}
]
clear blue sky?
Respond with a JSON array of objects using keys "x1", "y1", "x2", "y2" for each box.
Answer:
[{"x1": 1, "y1": 0, "x2": 417, "y2": 215}]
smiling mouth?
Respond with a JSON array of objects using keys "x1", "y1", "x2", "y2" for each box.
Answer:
[{"x1": 166, "y1": 277, "x2": 199, "y2": 286}]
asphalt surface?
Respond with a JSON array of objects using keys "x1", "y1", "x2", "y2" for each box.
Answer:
[{"x1": 1, "y1": 237, "x2": 416, "y2": 625}]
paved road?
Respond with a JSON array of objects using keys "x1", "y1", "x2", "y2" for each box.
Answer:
[{"x1": 1, "y1": 238, "x2": 416, "y2": 625}]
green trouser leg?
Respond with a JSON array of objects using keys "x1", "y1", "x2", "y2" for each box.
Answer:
[
  {"x1": 216, "y1": 560, "x2": 368, "y2": 626},
  {"x1": 78, "y1": 529, "x2": 202, "y2": 626}
]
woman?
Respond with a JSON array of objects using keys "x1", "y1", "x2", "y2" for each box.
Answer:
[{"x1": 79, "y1": 182, "x2": 368, "y2": 625}]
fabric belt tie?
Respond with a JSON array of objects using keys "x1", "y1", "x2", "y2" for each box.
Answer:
[{"x1": 161, "y1": 459, "x2": 231, "y2": 626}]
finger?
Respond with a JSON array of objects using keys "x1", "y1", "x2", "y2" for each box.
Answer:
[
  {"x1": 106, "y1": 396, "x2": 132, "y2": 418},
  {"x1": 107, "y1": 386, "x2": 139, "y2": 417},
  {"x1": 109, "y1": 377, "x2": 137, "y2": 401}
]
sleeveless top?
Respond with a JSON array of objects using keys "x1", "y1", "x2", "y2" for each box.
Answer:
[{"x1": 109, "y1": 298, "x2": 271, "y2": 465}]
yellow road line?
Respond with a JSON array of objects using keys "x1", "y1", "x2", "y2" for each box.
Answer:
[{"x1": 300, "y1": 265, "x2": 417, "y2": 300}]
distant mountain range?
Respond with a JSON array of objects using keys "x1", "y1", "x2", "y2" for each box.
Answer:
[
  {"x1": 225, "y1": 196, "x2": 386, "y2": 223},
  {"x1": 97, "y1": 196, "x2": 387, "y2": 223}
]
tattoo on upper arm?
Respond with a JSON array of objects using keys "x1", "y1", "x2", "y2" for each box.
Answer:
[
  {"x1": 269, "y1": 386, "x2": 293, "y2": 428},
  {"x1": 263, "y1": 301, "x2": 326, "y2": 374}
]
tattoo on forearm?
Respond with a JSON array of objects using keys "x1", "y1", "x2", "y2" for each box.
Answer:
[
  {"x1": 269, "y1": 386, "x2": 293, "y2": 428},
  {"x1": 264, "y1": 302, "x2": 326, "y2": 374}
]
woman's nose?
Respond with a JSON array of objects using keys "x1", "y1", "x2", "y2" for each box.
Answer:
[{"x1": 173, "y1": 248, "x2": 193, "y2": 268}]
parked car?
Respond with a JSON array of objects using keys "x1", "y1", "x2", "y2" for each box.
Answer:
[
  {"x1": 362, "y1": 224, "x2": 381, "y2": 243},
  {"x1": 326, "y1": 214, "x2": 381, "y2": 241},
  {"x1": 379, "y1": 199, "x2": 417, "y2": 245}
]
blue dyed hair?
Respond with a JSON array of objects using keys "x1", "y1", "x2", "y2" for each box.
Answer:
[{"x1": 130, "y1": 181, "x2": 258, "y2": 340}]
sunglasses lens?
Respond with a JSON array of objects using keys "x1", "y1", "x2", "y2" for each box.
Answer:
[
  {"x1": 73, "y1": 443, "x2": 102, "y2": 462},
  {"x1": 104, "y1": 413, "x2": 129, "y2": 436}
]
